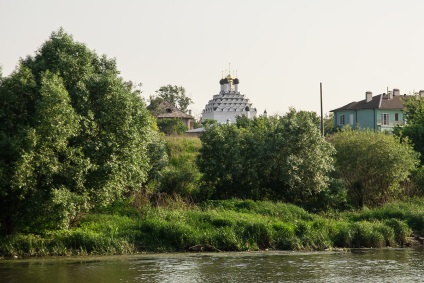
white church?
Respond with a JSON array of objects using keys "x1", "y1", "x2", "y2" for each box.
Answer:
[{"x1": 201, "y1": 72, "x2": 258, "y2": 124}]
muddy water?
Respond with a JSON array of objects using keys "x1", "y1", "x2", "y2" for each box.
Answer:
[{"x1": 1, "y1": 248, "x2": 424, "y2": 282}]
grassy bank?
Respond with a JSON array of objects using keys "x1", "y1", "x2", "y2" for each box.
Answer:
[{"x1": 1, "y1": 198, "x2": 424, "y2": 257}]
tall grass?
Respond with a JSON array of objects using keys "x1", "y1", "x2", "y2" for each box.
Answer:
[
  {"x1": 342, "y1": 199, "x2": 424, "y2": 233},
  {"x1": 158, "y1": 136, "x2": 202, "y2": 197},
  {"x1": 1, "y1": 199, "x2": 423, "y2": 257},
  {"x1": 0, "y1": 214, "x2": 139, "y2": 257}
]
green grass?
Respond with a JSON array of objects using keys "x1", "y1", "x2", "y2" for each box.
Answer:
[
  {"x1": 164, "y1": 135, "x2": 201, "y2": 166},
  {"x1": 1, "y1": 198, "x2": 424, "y2": 257}
]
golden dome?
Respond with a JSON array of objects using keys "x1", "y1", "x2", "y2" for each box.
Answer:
[{"x1": 226, "y1": 74, "x2": 233, "y2": 82}]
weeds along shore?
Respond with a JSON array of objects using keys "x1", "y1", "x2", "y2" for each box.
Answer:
[{"x1": 1, "y1": 198, "x2": 424, "y2": 258}]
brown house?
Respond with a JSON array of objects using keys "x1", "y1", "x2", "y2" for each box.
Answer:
[{"x1": 148, "y1": 100, "x2": 194, "y2": 130}]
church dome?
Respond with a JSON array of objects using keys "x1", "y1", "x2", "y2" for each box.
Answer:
[{"x1": 202, "y1": 71, "x2": 258, "y2": 123}]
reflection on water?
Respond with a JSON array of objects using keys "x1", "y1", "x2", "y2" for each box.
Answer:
[{"x1": 1, "y1": 248, "x2": 424, "y2": 283}]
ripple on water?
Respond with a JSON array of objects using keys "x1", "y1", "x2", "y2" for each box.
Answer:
[{"x1": 1, "y1": 250, "x2": 424, "y2": 283}]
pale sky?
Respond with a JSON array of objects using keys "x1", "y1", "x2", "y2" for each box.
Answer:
[{"x1": 1, "y1": 0, "x2": 424, "y2": 119}]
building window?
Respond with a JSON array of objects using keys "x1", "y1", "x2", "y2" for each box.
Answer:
[
  {"x1": 395, "y1": 113, "x2": 399, "y2": 121},
  {"x1": 349, "y1": 114, "x2": 354, "y2": 125},
  {"x1": 382, "y1": 113, "x2": 389, "y2": 125},
  {"x1": 339, "y1": 115, "x2": 345, "y2": 125}
]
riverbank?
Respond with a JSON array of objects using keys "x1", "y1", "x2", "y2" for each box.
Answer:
[{"x1": 1, "y1": 198, "x2": 424, "y2": 258}]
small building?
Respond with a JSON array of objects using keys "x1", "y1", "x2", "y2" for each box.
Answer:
[
  {"x1": 149, "y1": 100, "x2": 194, "y2": 130},
  {"x1": 202, "y1": 72, "x2": 257, "y2": 123},
  {"x1": 330, "y1": 89, "x2": 423, "y2": 132}
]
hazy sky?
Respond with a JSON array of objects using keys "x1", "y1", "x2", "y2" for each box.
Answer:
[{"x1": 1, "y1": 0, "x2": 424, "y2": 118}]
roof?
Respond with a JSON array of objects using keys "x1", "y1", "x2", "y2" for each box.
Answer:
[
  {"x1": 149, "y1": 100, "x2": 193, "y2": 119},
  {"x1": 185, "y1": 127, "x2": 205, "y2": 133},
  {"x1": 331, "y1": 94, "x2": 410, "y2": 112}
]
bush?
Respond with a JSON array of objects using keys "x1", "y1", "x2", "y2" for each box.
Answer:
[
  {"x1": 306, "y1": 178, "x2": 350, "y2": 212},
  {"x1": 198, "y1": 111, "x2": 335, "y2": 205},
  {"x1": 156, "y1": 118, "x2": 188, "y2": 135},
  {"x1": 329, "y1": 129, "x2": 419, "y2": 207}
]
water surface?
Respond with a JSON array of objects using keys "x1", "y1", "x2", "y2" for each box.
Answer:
[{"x1": 1, "y1": 248, "x2": 424, "y2": 282}]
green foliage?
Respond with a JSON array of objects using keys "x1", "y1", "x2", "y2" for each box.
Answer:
[
  {"x1": 0, "y1": 29, "x2": 154, "y2": 234},
  {"x1": 200, "y1": 199, "x2": 315, "y2": 222},
  {"x1": 305, "y1": 178, "x2": 351, "y2": 212},
  {"x1": 323, "y1": 112, "x2": 337, "y2": 135},
  {"x1": 198, "y1": 109, "x2": 335, "y2": 205},
  {"x1": 156, "y1": 118, "x2": 188, "y2": 135},
  {"x1": 0, "y1": 214, "x2": 139, "y2": 257},
  {"x1": 158, "y1": 136, "x2": 202, "y2": 197},
  {"x1": 384, "y1": 219, "x2": 411, "y2": 246},
  {"x1": 145, "y1": 123, "x2": 169, "y2": 181},
  {"x1": 201, "y1": 118, "x2": 218, "y2": 128},
  {"x1": 2, "y1": 199, "x2": 423, "y2": 256},
  {"x1": 329, "y1": 128, "x2": 420, "y2": 207},
  {"x1": 395, "y1": 95, "x2": 424, "y2": 164},
  {"x1": 342, "y1": 199, "x2": 424, "y2": 234},
  {"x1": 151, "y1": 84, "x2": 193, "y2": 112},
  {"x1": 409, "y1": 166, "x2": 424, "y2": 196}
]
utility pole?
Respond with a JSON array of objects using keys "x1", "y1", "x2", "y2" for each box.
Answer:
[{"x1": 320, "y1": 82, "x2": 324, "y2": 137}]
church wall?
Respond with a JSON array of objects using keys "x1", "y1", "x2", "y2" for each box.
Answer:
[{"x1": 203, "y1": 110, "x2": 257, "y2": 124}]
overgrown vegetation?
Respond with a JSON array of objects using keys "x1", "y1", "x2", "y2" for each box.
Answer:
[
  {"x1": 198, "y1": 112, "x2": 335, "y2": 206},
  {"x1": 1, "y1": 198, "x2": 423, "y2": 257},
  {"x1": 157, "y1": 136, "x2": 202, "y2": 198},
  {"x1": 1, "y1": 29, "x2": 424, "y2": 257}
]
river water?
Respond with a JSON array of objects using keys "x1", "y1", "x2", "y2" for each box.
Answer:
[{"x1": 1, "y1": 248, "x2": 424, "y2": 283}]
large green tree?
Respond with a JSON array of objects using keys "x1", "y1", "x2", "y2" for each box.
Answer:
[
  {"x1": 197, "y1": 110, "x2": 335, "y2": 204},
  {"x1": 150, "y1": 84, "x2": 193, "y2": 112},
  {"x1": 0, "y1": 29, "x2": 155, "y2": 233},
  {"x1": 329, "y1": 128, "x2": 419, "y2": 207}
]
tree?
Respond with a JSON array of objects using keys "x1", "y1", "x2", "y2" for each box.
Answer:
[
  {"x1": 197, "y1": 124, "x2": 248, "y2": 199},
  {"x1": 197, "y1": 109, "x2": 335, "y2": 205},
  {"x1": 152, "y1": 84, "x2": 193, "y2": 112},
  {"x1": 394, "y1": 95, "x2": 424, "y2": 164},
  {"x1": 328, "y1": 128, "x2": 419, "y2": 207},
  {"x1": 0, "y1": 29, "x2": 155, "y2": 233}
]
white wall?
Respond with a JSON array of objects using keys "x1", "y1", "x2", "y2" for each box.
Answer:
[{"x1": 202, "y1": 110, "x2": 257, "y2": 124}]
